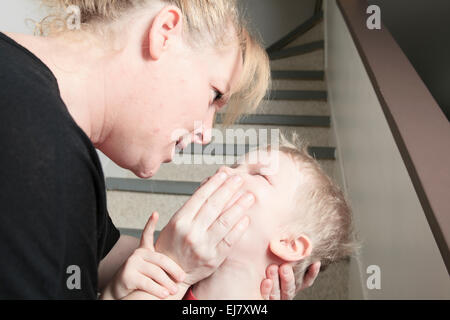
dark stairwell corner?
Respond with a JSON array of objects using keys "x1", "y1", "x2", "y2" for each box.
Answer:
[{"x1": 367, "y1": 0, "x2": 450, "y2": 121}]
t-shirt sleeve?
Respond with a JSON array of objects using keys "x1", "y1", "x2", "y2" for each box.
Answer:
[{"x1": 101, "y1": 213, "x2": 121, "y2": 260}]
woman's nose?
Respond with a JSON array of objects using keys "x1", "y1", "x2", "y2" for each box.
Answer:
[
  {"x1": 192, "y1": 130, "x2": 212, "y2": 145},
  {"x1": 193, "y1": 123, "x2": 213, "y2": 145}
]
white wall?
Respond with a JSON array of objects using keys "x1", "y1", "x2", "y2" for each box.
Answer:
[
  {"x1": 240, "y1": 0, "x2": 316, "y2": 47},
  {"x1": 0, "y1": 0, "x2": 317, "y2": 46},
  {"x1": 0, "y1": 0, "x2": 46, "y2": 34},
  {"x1": 325, "y1": 0, "x2": 450, "y2": 299}
]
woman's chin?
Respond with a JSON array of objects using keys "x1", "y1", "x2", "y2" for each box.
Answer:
[{"x1": 135, "y1": 162, "x2": 161, "y2": 179}]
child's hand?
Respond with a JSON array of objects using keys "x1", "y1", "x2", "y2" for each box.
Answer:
[{"x1": 100, "y1": 212, "x2": 186, "y2": 300}]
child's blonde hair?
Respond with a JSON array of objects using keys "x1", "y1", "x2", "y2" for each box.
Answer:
[
  {"x1": 273, "y1": 134, "x2": 359, "y2": 288},
  {"x1": 37, "y1": 0, "x2": 270, "y2": 125}
]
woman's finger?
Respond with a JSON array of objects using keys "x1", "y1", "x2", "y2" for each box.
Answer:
[
  {"x1": 279, "y1": 264, "x2": 296, "y2": 300},
  {"x1": 267, "y1": 265, "x2": 281, "y2": 300},
  {"x1": 208, "y1": 192, "x2": 254, "y2": 245},
  {"x1": 260, "y1": 279, "x2": 273, "y2": 300},
  {"x1": 199, "y1": 176, "x2": 211, "y2": 187},
  {"x1": 300, "y1": 261, "x2": 321, "y2": 291},
  {"x1": 216, "y1": 215, "x2": 250, "y2": 256},
  {"x1": 222, "y1": 189, "x2": 245, "y2": 213},
  {"x1": 140, "y1": 212, "x2": 158, "y2": 250},
  {"x1": 193, "y1": 174, "x2": 245, "y2": 229},
  {"x1": 139, "y1": 250, "x2": 186, "y2": 282},
  {"x1": 138, "y1": 262, "x2": 179, "y2": 295},
  {"x1": 175, "y1": 170, "x2": 229, "y2": 222}
]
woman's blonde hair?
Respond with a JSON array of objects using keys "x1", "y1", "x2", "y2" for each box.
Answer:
[{"x1": 37, "y1": 0, "x2": 270, "y2": 125}]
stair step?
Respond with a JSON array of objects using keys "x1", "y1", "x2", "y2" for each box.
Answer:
[
  {"x1": 119, "y1": 228, "x2": 149, "y2": 240},
  {"x1": 212, "y1": 125, "x2": 330, "y2": 146},
  {"x1": 219, "y1": 100, "x2": 330, "y2": 116},
  {"x1": 107, "y1": 191, "x2": 190, "y2": 230},
  {"x1": 216, "y1": 114, "x2": 330, "y2": 127},
  {"x1": 271, "y1": 70, "x2": 325, "y2": 81},
  {"x1": 267, "y1": 11, "x2": 323, "y2": 53},
  {"x1": 270, "y1": 49, "x2": 324, "y2": 71},
  {"x1": 269, "y1": 41, "x2": 324, "y2": 60},
  {"x1": 266, "y1": 90, "x2": 327, "y2": 101},
  {"x1": 272, "y1": 79, "x2": 326, "y2": 91},
  {"x1": 285, "y1": 20, "x2": 325, "y2": 49},
  {"x1": 253, "y1": 100, "x2": 330, "y2": 116},
  {"x1": 106, "y1": 178, "x2": 199, "y2": 196},
  {"x1": 178, "y1": 144, "x2": 335, "y2": 158}
]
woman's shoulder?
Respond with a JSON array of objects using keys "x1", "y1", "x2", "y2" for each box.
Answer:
[{"x1": 0, "y1": 31, "x2": 103, "y2": 184}]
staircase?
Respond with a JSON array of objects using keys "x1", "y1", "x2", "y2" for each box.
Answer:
[{"x1": 104, "y1": 16, "x2": 350, "y2": 300}]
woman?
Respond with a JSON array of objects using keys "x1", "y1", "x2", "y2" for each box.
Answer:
[{"x1": 0, "y1": 0, "x2": 320, "y2": 299}]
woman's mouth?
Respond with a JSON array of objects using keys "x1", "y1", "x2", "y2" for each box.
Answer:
[
  {"x1": 175, "y1": 137, "x2": 189, "y2": 152},
  {"x1": 163, "y1": 138, "x2": 187, "y2": 163}
]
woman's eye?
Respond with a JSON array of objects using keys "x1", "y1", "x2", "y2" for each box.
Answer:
[{"x1": 213, "y1": 89, "x2": 224, "y2": 102}]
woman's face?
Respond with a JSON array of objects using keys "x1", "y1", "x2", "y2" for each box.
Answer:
[{"x1": 99, "y1": 31, "x2": 243, "y2": 178}]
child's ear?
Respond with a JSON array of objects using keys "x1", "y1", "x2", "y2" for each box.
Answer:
[{"x1": 269, "y1": 234, "x2": 312, "y2": 262}]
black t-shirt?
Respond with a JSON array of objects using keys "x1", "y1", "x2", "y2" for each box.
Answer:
[{"x1": 0, "y1": 32, "x2": 120, "y2": 299}]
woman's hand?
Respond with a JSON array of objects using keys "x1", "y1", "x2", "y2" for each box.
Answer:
[
  {"x1": 100, "y1": 212, "x2": 186, "y2": 300},
  {"x1": 155, "y1": 168, "x2": 255, "y2": 286},
  {"x1": 260, "y1": 262, "x2": 321, "y2": 300}
]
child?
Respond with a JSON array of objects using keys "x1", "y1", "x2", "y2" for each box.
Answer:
[{"x1": 128, "y1": 137, "x2": 358, "y2": 300}]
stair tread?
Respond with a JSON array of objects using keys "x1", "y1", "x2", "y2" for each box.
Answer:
[
  {"x1": 272, "y1": 79, "x2": 326, "y2": 90},
  {"x1": 271, "y1": 70, "x2": 325, "y2": 81},
  {"x1": 216, "y1": 114, "x2": 330, "y2": 127},
  {"x1": 267, "y1": 90, "x2": 327, "y2": 101},
  {"x1": 269, "y1": 41, "x2": 324, "y2": 61},
  {"x1": 212, "y1": 124, "x2": 330, "y2": 146},
  {"x1": 285, "y1": 20, "x2": 324, "y2": 49},
  {"x1": 267, "y1": 11, "x2": 323, "y2": 53},
  {"x1": 270, "y1": 49, "x2": 324, "y2": 71},
  {"x1": 254, "y1": 100, "x2": 330, "y2": 116}
]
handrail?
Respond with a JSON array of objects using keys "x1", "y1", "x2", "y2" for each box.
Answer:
[
  {"x1": 315, "y1": 0, "x2": 323, "y2": 15},
  {"x1": 337, "y1": 0, "x2": 450, "y2": 272}
]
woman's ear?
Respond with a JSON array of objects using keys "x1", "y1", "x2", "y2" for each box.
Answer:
[
  {"x1": 148, "y1": 5, "x2": 183, "y2": 60},
  {"x1": 269, "y1": 234, "x2": 312, "y2": 262}
]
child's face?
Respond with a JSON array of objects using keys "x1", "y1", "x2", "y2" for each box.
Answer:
[{"x1": 222, "y1": 149, "x2": 304, "y2": 261}]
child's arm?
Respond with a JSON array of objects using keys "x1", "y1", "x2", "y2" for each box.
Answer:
[
  {"x1": 123, "y1": 282, "x2": 191, "y2": 300},
  {"x1": 99, "y1": 213, "x2": 185, "y2": 300}
]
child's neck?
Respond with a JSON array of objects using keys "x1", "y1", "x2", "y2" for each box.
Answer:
[{"x1": 192, "y1": 255, "x2": 270, "y2": 300}]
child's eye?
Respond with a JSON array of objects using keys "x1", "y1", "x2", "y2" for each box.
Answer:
[{"x1": 257, "y1": 172, "x2": 272, "y2": 185}]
